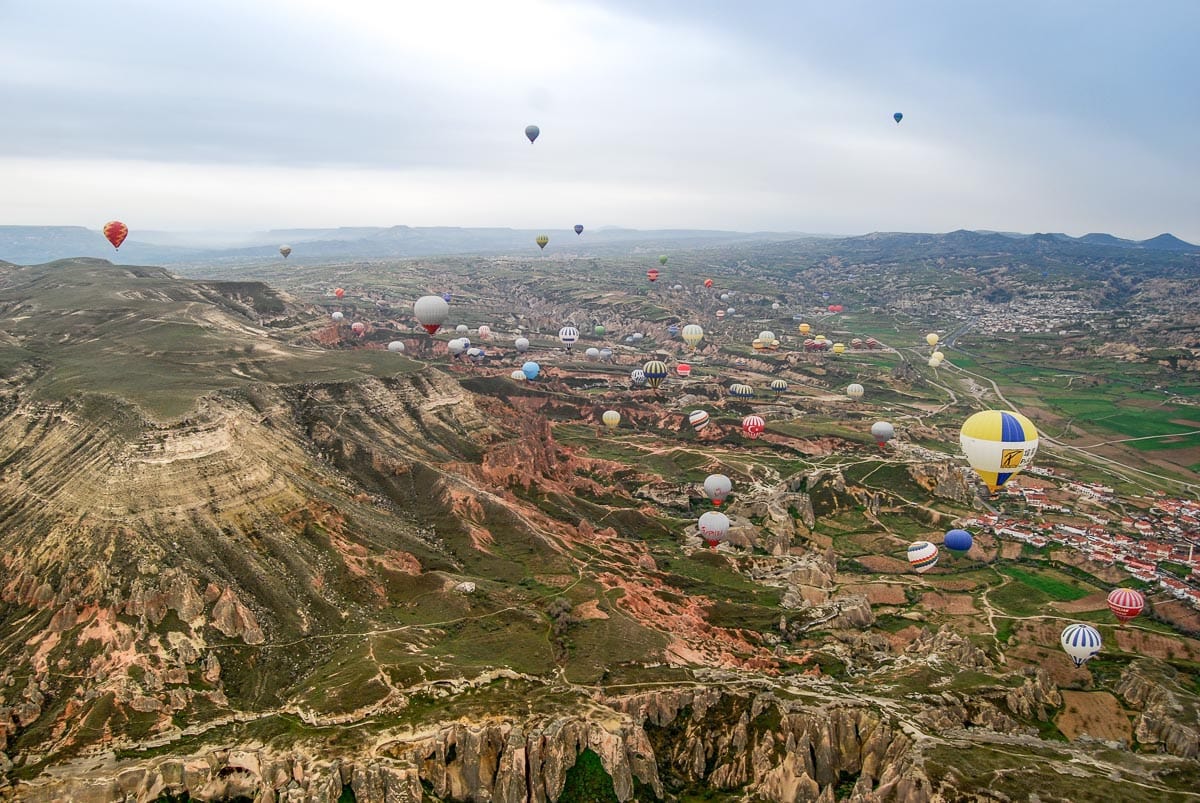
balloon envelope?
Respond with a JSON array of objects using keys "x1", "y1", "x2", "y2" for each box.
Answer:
[
  {"x1": 908, "y1": 541, "x2": 939, "y2": 573},
  {"x1": 559, "y1": 326, "x2": 579, "y2": 348},
  {"x1": 770, "y1": 379, "x2": 788, "y2": 393},
  {"x1": 944, "y1": 529, "x2": 973, "y2": 551},
  {"x1": 515, "y1": 337, "x2": 530, "y2": 353},
  {"x1": 1061, "y1": 623, "x2": 1102, "y2": 667},
  {"x1": 894, "y1": 112, "x2": 903, "y2": 124},
  {"x1": 602, "y1": 410, "x2": 621, "y2": 428},
  {"x1": 729, "y1": 383, "x2": 753, "y2": 398},
  {"x1": 847, "y1": 384, "x2": 864, "y2": 400},
  {"x1": 414, "y1": 295, "x2": 450, "y2": 334},
  {"x1": 643, "y1": 360, "x2": 668, "y2": 388},
  {"x1": 697, "y1": 511, "x2": 731, "y2": 547},
  {"x1": 871, "y1": 421, "x2": 895, "y2": 445},
  {"x1": 522, "y1": 361, "x2": 541, "y2": 380},
  {"x1": 536, "y1": 235, "x2": 549, "y2": 249},
  {"x1": 331, "y1": 311, "x2": 344, "y2": 322},
  {"x1": 279, "y1": 245, "x2": 292, "y2": 258},
  {"x1": 704, "y1": 279, "x2": 713, "y2": 288},
  {"x1": 959, "y1": 410, "x2": 1039, "y2": 492},
  {"x1": 926, "y1": 333, "x2": 939, "y2": 347},
  {"x1": 387, "y1": 340, "x2": 405, "y2": 353},
  {"x1": 103, "y1": 220, "x2": 128, "y2": 250},
  {"x1": 511, "y1": 369, "x2": 526, "y2": 381},
  {"x1": 658, "y1": 255, "x2": 668, "y2": 265},
  {"x1": 525, "y1": 124, "x2": 540, "y2": 143},
  {"x1": 688, "y1": 410, "x2": 710, "y2": 431},
  {"x1": 574, "y1": 224, "x2": 584, "y2": 235},
  {"x1": 1107, "y1": 588, "x2": 1144, "y2": 623},
  {"x1": 335, "y1": 288, "x2": 345, "y2": 299},
  {"x1": 703, "y1": 474, "x2": 732, "y2": 505},
  {"x1": 682, "y1": 324, "x2": 704, "y2": 348},
  {"x1": 742, "y1": 415, "x2": 765, "y2": 439}
]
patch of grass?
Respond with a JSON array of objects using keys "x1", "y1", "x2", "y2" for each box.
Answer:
[{"x1": 997, "y1": 565, "x2": 1092, "y2": 601}]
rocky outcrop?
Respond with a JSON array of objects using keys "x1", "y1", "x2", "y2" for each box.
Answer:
[
  {"x1": 1116, "y1": 661, "x2": 1199, "y2": 759},
  {"x1": 907, "y1": 462, "x2": 976, "y2": 506}
]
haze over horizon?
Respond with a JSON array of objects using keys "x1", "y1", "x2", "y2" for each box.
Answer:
[{"x1": 2, "y1": 1, "x2": 1198, "y2": 242}]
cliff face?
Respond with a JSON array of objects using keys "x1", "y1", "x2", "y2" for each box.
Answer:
[
  {"x1": 1116, "y1": 660, "x2": 1199, "y2": 759},
  {"x1": 10, "y1": 690, "x2": 934, "y2": 803}
]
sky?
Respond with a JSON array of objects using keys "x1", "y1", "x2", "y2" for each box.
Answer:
[{"x1": 2, "y1": 0, "x2": 1198, "y2": 241}]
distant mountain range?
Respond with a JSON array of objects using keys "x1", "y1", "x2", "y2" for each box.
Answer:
[{"x1": 0, "y1": 224, "x2": 1194, "y2": 266}]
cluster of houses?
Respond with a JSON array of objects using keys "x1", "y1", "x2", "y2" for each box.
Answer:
[{"x1": 961, "y1": 468, "x2": 1200, "y2": 609}]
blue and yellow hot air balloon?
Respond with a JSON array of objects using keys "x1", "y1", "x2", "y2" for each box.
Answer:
[
  {"x1": 643, "y1": 360, "x2": 668, "y2": 389},
  {"x1": 959, "y1": 410, "x2": 1038, "y2": 492}
]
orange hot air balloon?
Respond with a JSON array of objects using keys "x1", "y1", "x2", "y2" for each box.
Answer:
[
  {"x1": 647, "y1": 269, "x2": 660, "y2": 282},
  {"x1": 704, "y1": 278, "x2": 713, "y2": 288},
  {"x1": 334, "y1": 288, "x2": 345, "y2": 299},
  {"x1": 103, "y1": 220, "x2": 128, "y2": 250}
]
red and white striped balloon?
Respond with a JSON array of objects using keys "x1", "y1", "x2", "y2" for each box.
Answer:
[
  {"x1": 1106, "y1": 588, "x2": 1144, "y2": 623},
  {"x1": 676, "y1": 363, "x2": 691, "y2": 378},
  {"x1": 741, "y1": 415, "x2": 765, "y2": 439}
]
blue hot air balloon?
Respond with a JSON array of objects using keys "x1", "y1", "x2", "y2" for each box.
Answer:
[
  {"x1": 944, "y1": 529, "x2": 973, "y2": 551},
  {"x1": 894, "y1": 112, "x2": 903, "y2": 124},
  {"x1": 668, "y1": 324, "x2": 681, "y2": 338},
  {"x1": 521, "y1": 361, "x2": 541, "y2": 380},
  {"x1": 574, "y1": 224, "x2": 584, "y2": 235},
  {"x1": 525, "y1": 125, "x2": 540, "y2": 143},
  {"x1": 442, "y1": 292, "x2": 452, "y2": 303}
]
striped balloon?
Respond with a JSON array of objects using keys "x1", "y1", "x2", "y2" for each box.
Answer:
[
  {"x1": 741, "y1": 415, "x2": 765, "y2": 439},
  {"x1": 846, "y1": 383, "x2": 864, "y2": 400},
  {"x1": 1060, "y1": 623, "x2": 1102, "y2": 667},
  {"x1": 907, "y1": 541, "x2": 939, "y2": 573},
  {"x1": 643, "y1": 360, "x2": 668, "y2": 388},
  {"x1": 959, "y1": 410, "x2": 1039, "y2": 492},
  {"x1": 729, "y1": 383, "x2": 754, "y2": 398},
  {"x1": 676, "y1": 363, "x2": 691, "y2": 378},
  {"x1": 682, "y1": 324, "x2": 704, "y2": 348},
  {"x1": 630, "y1": 369, "x2": 646, "y2": 387},
  {"x1": 103, "y1": 220, "x2": 129, "y2": 250},
  {"x1": 1106, "y1": 588, "x2": 1144, "y2": 623},
  {"x1": 688, "y1": 410, "x2": 710, "y2": 432},
  {"x1": 558, "y1": 326, "x2": 579, "y2": 348},
  {"x1": 602, "y1": 410, "x2": 621, "y2": 428},
  {"x1": 770, "y1": 379, "x2": 788, "y2": 393}
]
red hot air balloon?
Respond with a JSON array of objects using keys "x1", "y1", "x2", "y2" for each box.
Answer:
[
  {"x1": 103, "y1": 220, "x2": 128, "y2": 250},
  {"x1": 334, "y1": 288, "x2": 345, "y2": 299},
  {"x1": 704, "y1": 278, "x2": 713, "y2": 288},
  {"x1": 676, "y1": 363, "x2": 691, "y2": 378},
  {"x1": 1106, "y1": 588, "x2": 1144, "y2": 623},
  {"x1": 647, "y1": 269, "x2": 659, "y2": 283},
  {"x1": 351, "y1": 322, "x2": 366, "y2": 336},
  {"x1": 742, "y1": 415, "x2": 765, "y2": 439}
]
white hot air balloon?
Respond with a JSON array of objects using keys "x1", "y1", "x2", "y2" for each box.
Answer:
[
  {"x1": 1060, "y1": 623, "x2": 1102, "y2": 667},
  {"x1": 703, "y1": 474, "x2": 732, "y2": 506},
  {"x1": 559, "y1": 326, "x2": 579, "y2": 350},
  {"x1": 387, "y1": 340, "x2": 405, "y2": 353},
  {"x1": 846, "y1": 383, "x2": 864, "y2": 400},
  {"x1": 414, "y1": 295, "x2": 451, "y2": 334},
  {"x1": 681, "y1": 324, "x2": 704, "y2": 348},
  {"x1": 697, "y1": 511, "x2": 731, "y2": 548},
  {"x1": 515, "y1": 337, "x2": 530, "y2": 353}
]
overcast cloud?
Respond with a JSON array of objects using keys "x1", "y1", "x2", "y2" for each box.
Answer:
[{"x1": 2, "y1": 0, "x2": 1198, "y2": 240}]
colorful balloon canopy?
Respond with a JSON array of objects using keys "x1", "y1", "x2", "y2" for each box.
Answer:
[
  {"x1": 103, "y1": 220, "x2": 128, "y2": 250},
  {"x1": 704, "y1": 279, "x2": 713, "y2": 288},
  {"x1": 907, "y1": 541, "x2": 939, "y2": 573},
  {"x1": 959, "y1": 410, "x2": 1039, "y2": 492},
  {"x1": 926, "y1": 333, "x2": 939, "y2": 347},
  {"x1": 1060, "y1": 623, "x2": 1102, "y2": 667},
  {"x1": 442, "y1": 292, "x2": 453, "y2": 303},
  {"x1": 688, "y1": 410, "x2": 710, "y2": 432},
  {"x1": 559, "y1": 326, "x2": 579, "y2": 348},
  {"x1": 413, "y1": 295, "x2": 450, "y2": 334},
  {"x1": 1107, "y1": 588, "x2": 1145, "y2": 623},
  {"x1": 944, "y1": 529, "x2": 973, "y2": 551},
  {"x1": 697, "y1": 511, "x2": 731, "y2": 548},
  {"x1": 477, "y1": 325, "x2": 491, "y2": 339},
  {"x1": 798, "y1": 323, "x2": 811, "y2": 335},
  {"x1": 676, "y1": 363, "x2": 691, "y2": 378},
  {"x1": 448, "y1": 339, "x2": 467, "y2": 356},
  {"x1": 334, "y1": 288, "x2": 346, "y2": 299},
  {"x1": 870, "y1": 421, "x2": 895, "y2": 447},
  {"x1": 668, "y1": 324, "x2": 680, "y2": 338},
  {"x1": 574, "y1": 224, "x2": 584, "y2": 235},
  {"x1": 594, "y1": 325, "x2": 606, "y2": 336},
  {"x1": 770, "y1": 379, "x2": 788, "y2": 393},
  {"x1": 525, "y1": 125, "x2": 540, "y2": 143},
  {"x1": 279, "y1": 245, "x2": 292, "y2": 258},
  {"x1": 647, "y1": 269, "x2": 660, "y2": 282},
  {"x1": 351, "y1": 322, "x2": 366, "y2": 335},
  {"x1": 643, "y1": 360, "x2": 668, "y2": 388},
  {"x1": 536, "y1": 235, "x2": 549, "y2": 249},
  {"x1": 894, "y1": 112, "x2": 903, "y2": 124},
  {"x1": 682, "y1": 324, "x2": 704, "y2": 348},
  {"x1": 585, "y1": 347, "x2": 601, "y2": 361},
  {"x1": 602, "y1": 410, "x2": 621, "y2": 428},
  {"x1": 522, "y1": 361, "x2": 541, "y2": 380},
  {"x1": 832, "y1": 343, "x2": 846, "y2": 355},
  {"x1": 729, "y1": 383, "x2": 753, "y2": 398},
  {"x1": 658, "y1": 255, "x2": 668, "y2": 266},
  {"x1": 742, "y1": 415, "x2": 765, "y2": 439},
  {"x1": 703, "y1": 474, "x2": 732, "y2": 506}
]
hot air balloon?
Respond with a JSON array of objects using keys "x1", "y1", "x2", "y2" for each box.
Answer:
[
  {"x1": 515, "y1": 337, "x2": 530, "y2": 353},
  {"x1": 697, "y1": 511, "x2": 731, "y2": 548},
  {"x1": 466, "y1": 347, "x2": 485, "y2": 361},
  {"x1": 772, "y1": 302, "x2": 780, "y2": 310},
  {"x1": 630, "y1": 369, "x2": 646, "y2": 387},
  {"x1": 594, "y1": 325, "x2": 606, "y2": 337},
  {"x1": 681, "y1": 324, "x2": 704, "y2": 348},
  {"x1": 944, "y1": 529, "x2": 973, "y2": 551},
  {"x1": 770, "y1": 379, "x2": 788, "y2": 394},
  {"x1": 1106, "y1": 589, "x2": 1145, "y2": 623},
  {"x1": 510, "y1": 369, "x2": 526, "y2": 381},
  {"x1": 672, "y1": 284, "x2": 683, "y2": 291},
  {"x1": 865, "y1": 337, "x2": 879, "y2": 349},
  {"x1": 536, "y1": 235, "x2": 549, "y2": 250},
  {"x1": 477, "y1": 325, "x2": 491, "y2": 339},
  {"x1": 103, "y1": 220, "x2": 128, "y2": 250},
  {"x1": 742, "y1": 415, "x2": 766, "y2": 439},
  {"x1": 798, "y1": 323, "x2": 811, "y2": 336},
  {"x1": 752, "y1": 339, "x2": 765, "y2": 351},
  {"x1": 667, "y1": 324, "x2": 680, "y2": 338},
  {"x1": 715, "y1": 310, "x2": 726, "y2": 320},
  {"x1": 525, "y1": 124, "x2": 540, "y2": 143},
  {"x1": 351, "y1": 322, "x2": 366, "y2": 336},
  {"x1": 1060, "y1": 623, "x2": 1102, "y2": 667},
  {"x1": 522, "y1": 361, "x2": 541, "y2": 380},
  {"x1": 846, "y1": 384, "x2": 864, "y2": 400},
  {"x1": 335, "y1": 288, "x2": 346, "y2": 299},
  {"x1": 676, "y1": 363, "x2": 691, "y2": 378},
  {"x1": 926, "y1": 333, "x2": 939, "y2": 347},
  {"x1": 331, "y1": 311, "x2": 344, "y2": 322},
  {"x1": 599, "y1": 348, "x2": 613, "y2": 361},
  {"x1": 442, "y1": 292, "x2": 453, "y2": 303},
  {"x1": 585, "y1": 347, "x2": 601, "y2": 361},
  {"x1": 959, "y1": 410, "x2": 1038, "y2": 492},
  {"x1": 279, "y1": 245, "x2": 292, "y2": 258},
  {"x1": 455, "y1": 325, "x2": 469, "y2": 335},
  {"x1": 647, "y1": 269, "x2": 660, "y2": 283},
  {"x1": 894, "y1": 112, "x2": 903, "y2": 124},
  {"x1": 387, "y1": 340, "x2": 405, "y2": 353},
  {"x1": 658, "y1": 255, "x2": 668, "y2": 266},
  {"x1": 414, "y1": 295, "x2": 450, "y2": 334},
  {"x1": 928, "y1": 354, "x2": 943, "y2": 368},
  {"x1": 602, "y1": 410, "x2": 621, "y2": 428},
  {"x1": 729, "y1": 383, "x2": 753, "y2": 398},
  {"x1": 704, "y1": 278, "x2": 714, "y2": 288},
  {"x1": 643, "y1": 360, "x2": 668, "y2": 389},
  {"x1": 448, "y1": 339, "x2": 467, "y2": 356},
  {"x1": 574, "y1": 224, "x2": 584, "y2": 235},
  {"x1": 559, "y1": 326, "x2": 579, "y2": 349},
  {"x1": 870, "y1": 421, "x2": 895, "y2": 447},
  {"x1": 688, "y1": 410, "x2": 710, "y2": 432},
  {"x1": 832, "y1": 343, "x2": 846, "y2": 355},
  {"x1": 758, "y1": 330, "x2": 776, "y2": 344},
  {"x1": 908, "y1": 541, "x2": 939, "y2": 573},
  {"x1": 851, "y1": 338, "x2": 863, "y2": 349},
  {"x1": 703, "y1": 474, "x2": 732, "y2": 506},
  {"x1": 630, "y1": 332, "x2": 644, "y2": 342}
]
